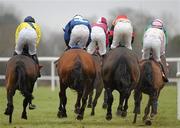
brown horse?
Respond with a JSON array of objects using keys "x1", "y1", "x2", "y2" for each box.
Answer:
[
  {"x1": 4, "y1": 55, "x2": 39, "y2": 123},
  {"x1": 56, "y1": 49, "x2": 97, "y2": 120},
  {"x1": 86, "y1": 53, "x2": 104, "y2": 116},
  {"x1": 133, "y1": 59, "x2": 165, "y2": 125},
  {"x1": 102, "y1": 47, "x2": 140, "y2": 120}
]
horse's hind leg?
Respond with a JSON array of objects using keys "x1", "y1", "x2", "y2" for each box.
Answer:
[
  {"x1": 57, "y1": 83, "x2": 67, "y2": 118},
  {"x1": 75, "y1": 91, "x2": 82, "y2": 114},
  {"x1": 106, "y1": 88, "x2": 113, "y2": 120},
  {"x1": 4, "y1": 89, "x2": 15, "y2": 123},
  {"x1": 121, "y1": 94, "x2": 131, "y2": 117},
  {"x1": 116, "y1": 92, "x2": 124, "y2": 116},
  {"x1": 102, "y1": 89, "x2": 108, "y2": 109},
  {"x1": 28, "y1": 82, "x2": 36, "y2": 110},
  {"x1": 151, "y1": 91, "x2": 159, "y2": 118},
  {"x1": 91, "y1": 84, "x2": 103, "y2": 116},
  {"x1": 87, "y1": 90, "x2": 93, "y2": 108},
  {"x1": 76, "y1": 86, "x2": 90, "y2": 120},
  {"x1": 21, "y1": 97, "x2": 29, "y2": 119},
  {"x1": 133, "y1": 88, "x2": 142, "y2": 124},
  {"x1": 143, "y1": 96, "x2": 152, "y2": 125}
]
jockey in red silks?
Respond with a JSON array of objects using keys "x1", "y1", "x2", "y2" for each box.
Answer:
[
  {"x1": 109, "y1": 15, "x2": 135, "y2": 50},
  {"x1": 87, "y1": 17, "x2": 109, "y2": 57},
  {"x1": 142, "y1": 19, "x2": 168, "y2": 82}
]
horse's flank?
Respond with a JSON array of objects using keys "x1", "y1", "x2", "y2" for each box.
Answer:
[{"x1": 140, "y1": 60, "x2": 164, "y2": 90}]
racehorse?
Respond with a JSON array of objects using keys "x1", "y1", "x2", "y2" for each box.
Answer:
[
  {"x1": 56, "y1": 48, "x2": 97, "y2": 120},
  {"x1": 133, "y1": 58, "x2": 165, "y2": 125},
  {"x1": 102, "y1": 47, "x2": 140, "y2": 120},
  {"x1": 4, "y1": 55, "x2": 40, "y2": 123},
  {"x1": 87, "y1": 52, "x2": 104, "y2": 116}
]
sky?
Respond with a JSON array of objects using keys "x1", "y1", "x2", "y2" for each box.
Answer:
[{"x1": 0, "y1": 0, "x2": 180, "y2": 34}]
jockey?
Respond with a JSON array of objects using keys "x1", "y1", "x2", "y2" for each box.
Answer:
[
  {"x1": 87, "y1": 17, "x2": 109, "y2": 57},
  {"x1": 142, "y1": 19, "x2": 168, "y2": 82},
  {"x1": 109, "y1": 15, "x2": 134, "y2": 50},
  {"x1": 64, "y1": 15, "x2": 91, "y2": 50},
  {"x1": 14, "y1": 16, "x2": 41, "y2": 77}
]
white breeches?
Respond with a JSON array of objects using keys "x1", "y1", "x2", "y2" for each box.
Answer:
[
  {"x1": 15, "y1": 28, "x2": 37, "y2": 55},
  {"x1": 69, "y1": 25, "x2": 90, "y2": 48},
  {"x1": 111, "y1": 21, "x2": 133, "y2": 50},
  {"x1": 87, "y1": 26, "x2": 106, "y2": 55},
  {"x1": 142, "y1": 28, "x2": 166, "y2": 61}
]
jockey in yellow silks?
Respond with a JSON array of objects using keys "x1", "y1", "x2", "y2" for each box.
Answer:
[{"x1": 14, "y1": 16, "x2": 41, "y2": 77}]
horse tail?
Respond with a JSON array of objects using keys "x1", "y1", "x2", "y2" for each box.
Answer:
[
  {"x1": 115, "y1": 57, "x2": 131, "y2": 93},
  {"x1": 143, "y1": 61, "x2": 153, "y2": 85},
  {"x1": 71, "y1": 57, "x2": 83, "y2": 89},
  {"x1": 15, "y1": 61, "x2": 30, "y2": 97}
]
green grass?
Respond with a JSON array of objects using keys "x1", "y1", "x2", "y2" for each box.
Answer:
[{"x1": 0, "y1": 85, "x2": 180, "y2": 128}]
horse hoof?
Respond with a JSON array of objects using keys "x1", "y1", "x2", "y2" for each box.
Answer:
[
  {"x1": 29, "y1": 104, "x2": 36, "y2": 110},
  {"x1": 91, "y1": 111, "x2": 95, "y2": 116},
  {"x1": 87, "y1": 104, "x2": 92, "y2": 108},
  {"x1": 76, "y1": 114, "x2": 83, "y2": 120},
  {"x1": 102, "y1": 103, "x2": 107, "y2": 109},
  {"x1": 57, "y1": 111, "x2": 67, "y2": 118},
  {"x1": 106, "y1": 114, "x2": 112, "y2": 121},
  {"x1": 121, "y1": 111, "x2": 127, "y2": 117},
  {"x1": 4, "y1": 108, "x2": 12, "y2": 115},
  {"x1": 4, "y1": 110, "x2": 10, "y2": 115},
  {"x1": 21, "y1": 114, "x2": 27, "y2": 120},
  {"x1": 145, "y1": 119, "x2": 152, "y2": 126},
  {"x1": 74, "y1": 108, "x2": 80, "y2": 114}
]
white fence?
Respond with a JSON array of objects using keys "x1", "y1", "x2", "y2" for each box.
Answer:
[{"x1": 0, "y1": 57, "x2": 180, "y2": 120}]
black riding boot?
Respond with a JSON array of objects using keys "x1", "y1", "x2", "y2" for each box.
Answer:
[
  {"x1": 13, "y1": 51, "x2": 18, "y2": 56},
  {"x1": 31, "y1": 54, "x2": 41, "y2": 77},
  {"x1": 64, "y1": 46, "x2": 71, "y2": 51},
  {"x1": 158, "y1": 62, "x2": 168, "y2": 82}
]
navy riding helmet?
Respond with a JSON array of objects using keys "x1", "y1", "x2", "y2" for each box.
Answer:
[{"x1": 24, "y1": 16, "x2": 35, "y2": 23}]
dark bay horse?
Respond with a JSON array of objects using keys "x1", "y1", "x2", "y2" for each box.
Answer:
[
  {"x1": 4, "y1": 55, "x2": 39, "y2": 123},
  {"x1": 56, "y1": 49, "x2": 97, "y2": 120},
  {"x1": 102, "y1": 47, "x2": 140, "y2": 120},
  {"x1": 133, "y1": 59, "x2": 165, "y2": 125},
  {"x1": 87, "y1": 53, "x2": 104, "y2": 116}
]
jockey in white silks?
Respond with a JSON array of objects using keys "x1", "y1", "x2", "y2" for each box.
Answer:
[
  {"x1": 142, "y1": 19, "x2": 169, "y2": 82},
  {"x1": 87, "y1": 17, "x2": 109, "y2": 57},
  {"x1": 109, "y1": 15, "x2": 134, "y2": 50}
]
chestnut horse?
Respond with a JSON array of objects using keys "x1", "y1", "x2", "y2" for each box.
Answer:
[
  {"x1": 4, "y1": 55, "x2": 39, "y2": 123},
  {"x1": 102, "y1": 47, "x2": 140, "y2": 120},
  {"x1": 133, "y1": 59, "x2": 165, "y2": 125},
  {"x1": 56, "y1": 49, "x2": 97, "y2": 120}
]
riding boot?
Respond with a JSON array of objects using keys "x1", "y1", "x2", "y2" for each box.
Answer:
[
  {"x1": 31, "y1": 54, "x2": 41, "y2": 77},
  {"x1": 13, "y1": 51, "x2": 18, "y2": 56},
  {"x1": 158, "y1": 62, "x2": 168, "y2": 82},
  {"x1": 64, "y1": 46, "x2": 70, "y2": 51}
]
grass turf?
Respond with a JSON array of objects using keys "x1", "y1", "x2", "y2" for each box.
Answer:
[{"x1": 0, "y1": 85, "x2": 180, "y2": 128}]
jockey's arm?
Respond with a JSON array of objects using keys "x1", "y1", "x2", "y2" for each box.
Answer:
[{"x1": 35, "y1": 24, "x2": 41, "y2": 47}]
